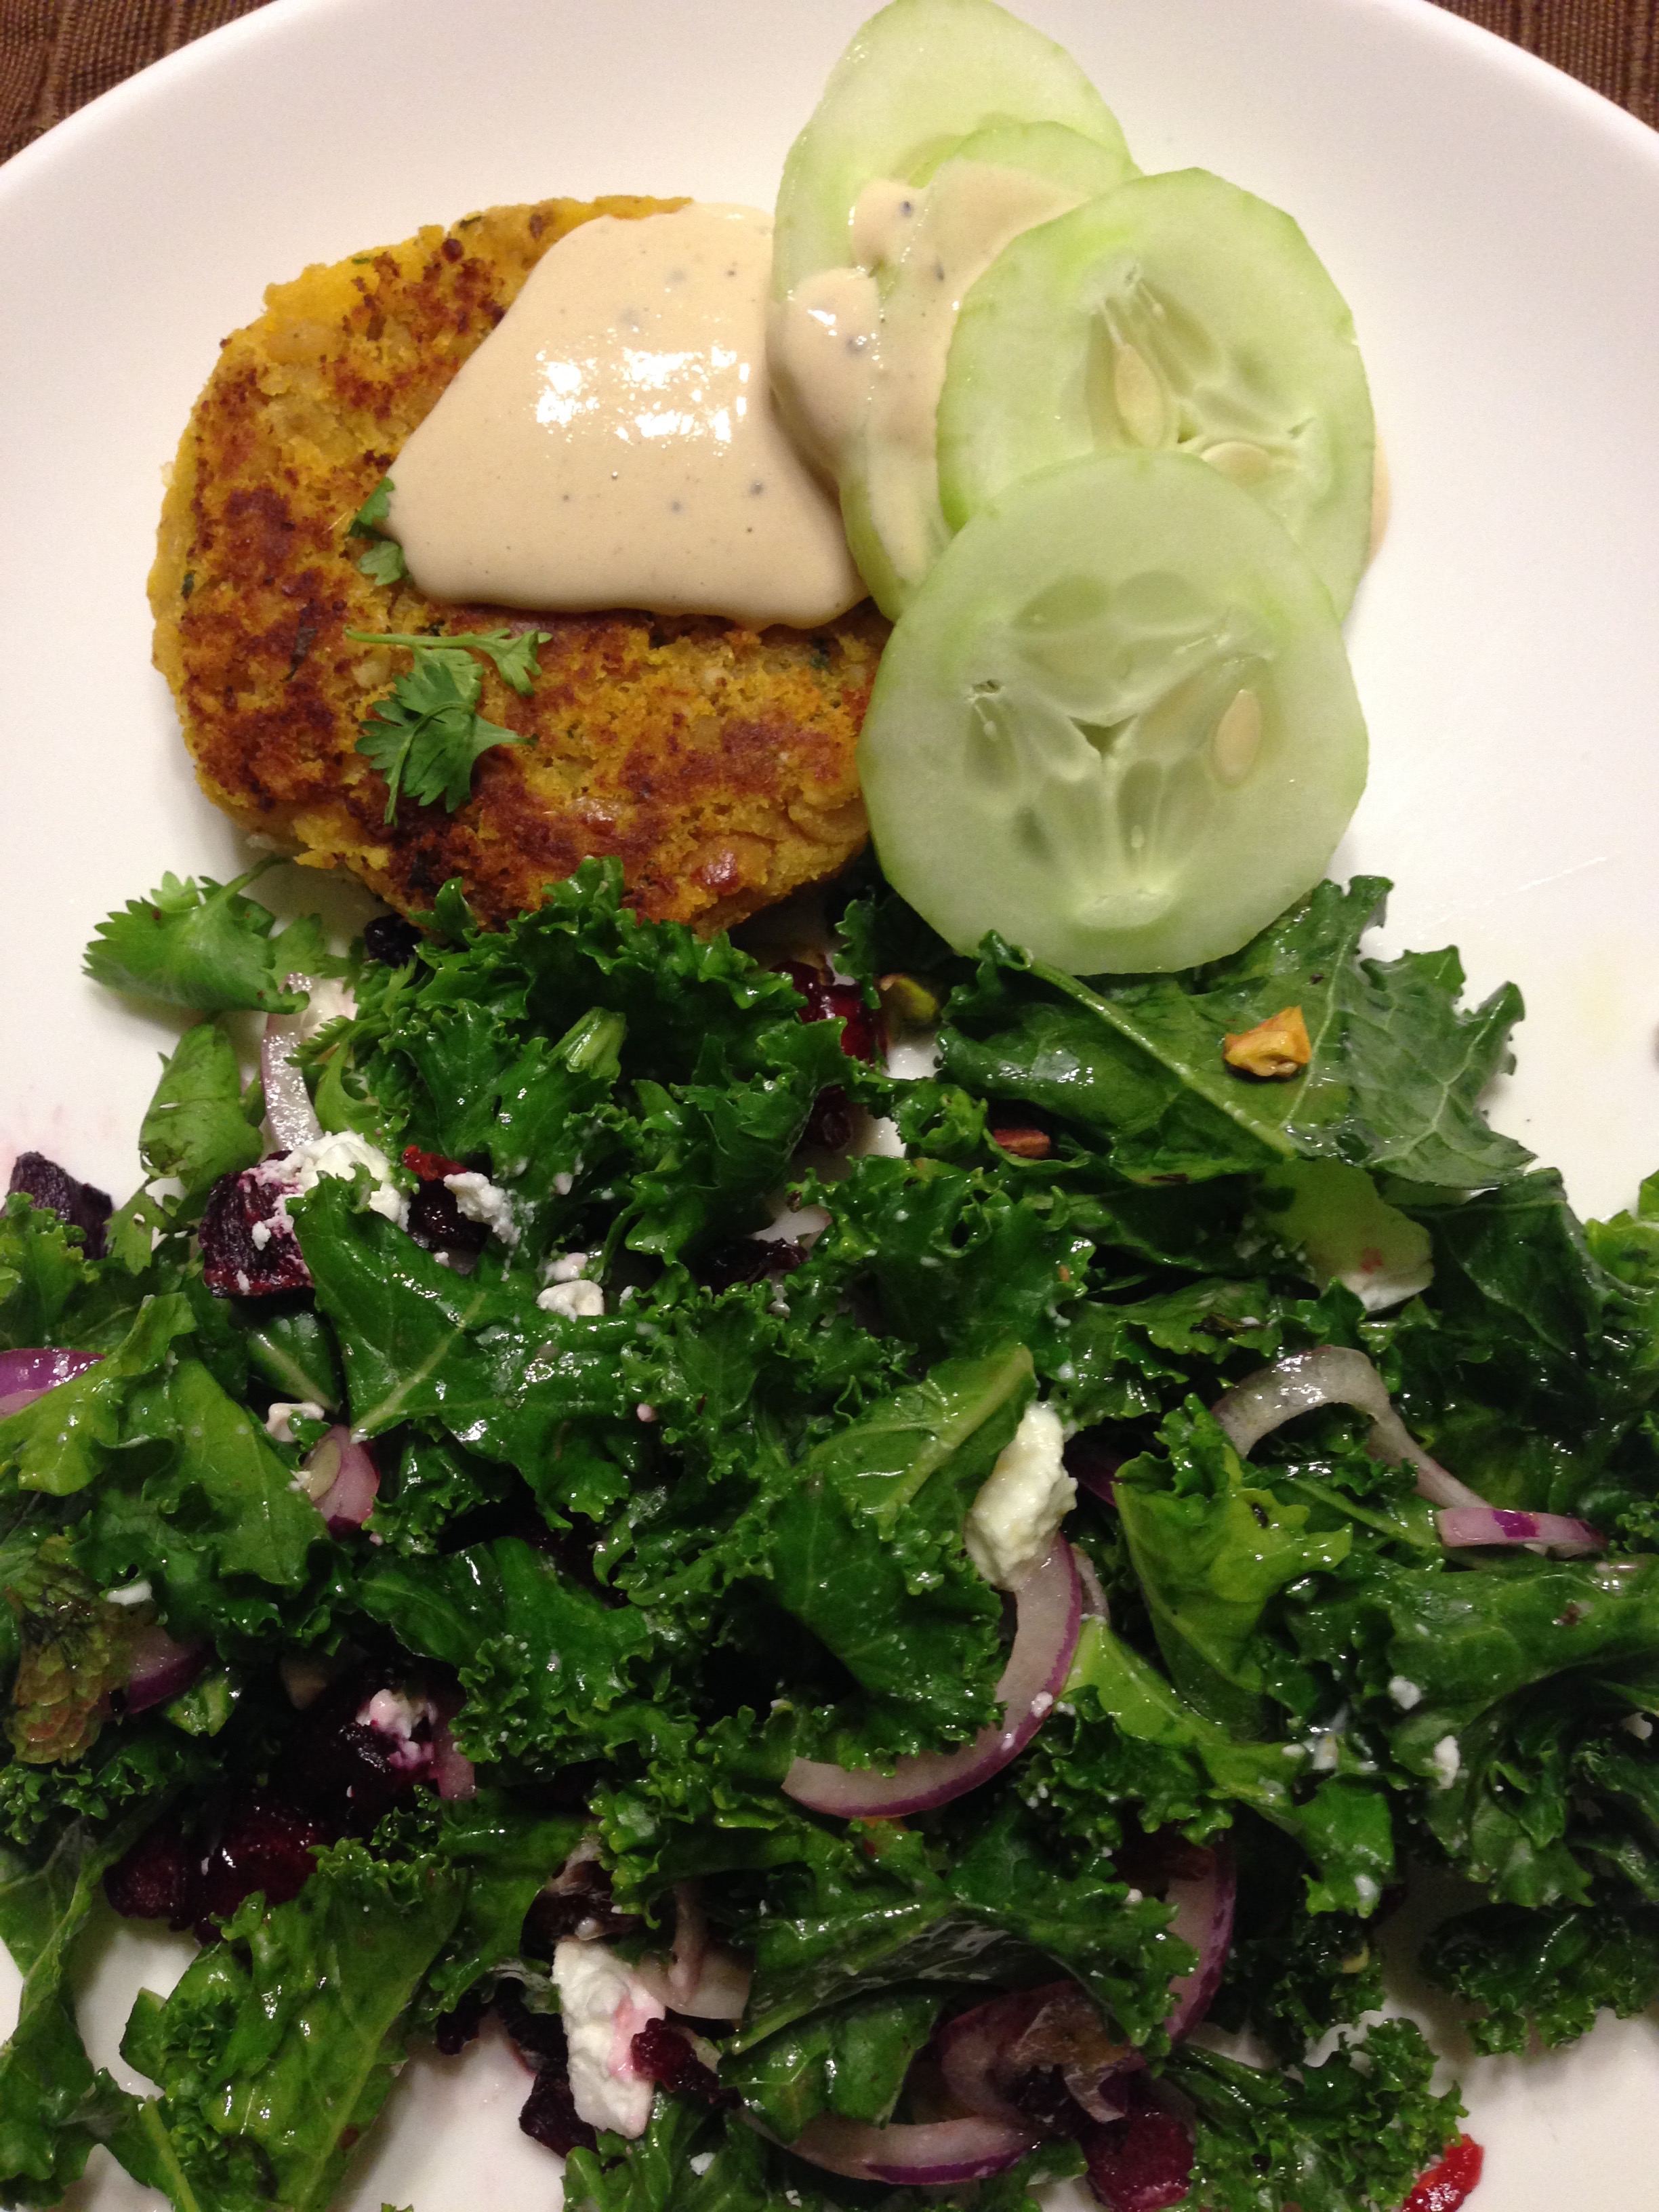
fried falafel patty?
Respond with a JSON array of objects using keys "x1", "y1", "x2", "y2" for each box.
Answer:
[{"x1": 150, "y1": 196, "x2": 886, "y2": 933}]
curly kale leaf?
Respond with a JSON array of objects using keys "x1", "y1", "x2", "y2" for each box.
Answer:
[
  {"x1": 83, "y1": 862, "x2": 328, "y2": 1015},
  {"x1": 768, "y1": 1347, "x2": 1028, "y2": 1754},
  {"x1": 0, "y1": 1815, "x2": 151, "y2": 2206},
  {"x1": 1421, "y1": 1891, "x2": 1659, "y2": 2053},
  {"x1": 942, "y1": 876, "x2": 1531, "y2": 1191},
  {"x1": 112, "y1": 1841, "x2": 467, "y2": 2212},
  {"x1": 722, "y1": 1986, "x2": 941, "y2": 2140},
  {"x1": 1059, "y1": 1618, "x2": 1397, "y2": 1917},
  {"x1": 0, "y1": 1194, "x2": 160, "y2": 1353},
  {"x1": 1170, "y1": 2019, "x2": 1463, "y2": 2212}
]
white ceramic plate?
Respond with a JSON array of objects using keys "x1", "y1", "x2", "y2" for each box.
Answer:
[{"x1": 2, "y1": 2, "x2": 1658, "y2": 2207}]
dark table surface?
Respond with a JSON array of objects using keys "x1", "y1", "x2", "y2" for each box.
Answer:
[{"x1": 1, "y1": 0, "x2": 1655, "y2": 166}]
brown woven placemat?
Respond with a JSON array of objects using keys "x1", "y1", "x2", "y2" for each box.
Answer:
[{"x1": 2, "y1": 0, "x2": 1655, "y2": 166}]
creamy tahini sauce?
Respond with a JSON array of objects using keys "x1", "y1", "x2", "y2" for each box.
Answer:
[
  {"x1": 773, "y1": 163, "x2": 1082, "y2": 589},
  {"x1": 386, "y1": 205, "x2": 863, "y2": 628}
]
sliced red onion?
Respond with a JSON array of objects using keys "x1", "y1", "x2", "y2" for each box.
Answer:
[
  {"x1": 938, "y1": 1982, "x2": 1138, "y2": 2129},
  {"x1": 1163, "y1": 1844, "x2": 1236, "y2": 2042},
  {"x1": 780, "y1": 2112, "x2": 1039, "y2": 2186},
  {"x1": 1214, "y1": 1347, "x2": 1610, "y2": 1557},
  {"x1": 0, "y1": 1347, "x2": 102, "y2": 1418},
  {"x1": 299, "y1": 1425, "x2": 379, "y2": 1533},
  {"x1": 125, "y1": 1624, "x2": 209, "y2": 1714},
  {"x1": 632, "y1": 1882, "x2": 753, "y2": 2020},
  {"x1": 1437, "y1": 1504, "x2": 1603, "y2": 1557},
  {"x1": 668, "y1": 1881, "x2": 707, "y2": 2007},
  {"x1": 783, "y1": 1540, "x2": 1081, "y2": 1819},
  {"x1": 430, "y1": 1707, "x2": 477, "y2": 1801},
  {"x1": 262, "y1": 981, "x2": 322, "y2": 1153},
  {"x1": 1215, "y1": 1346, "x2": 1487, "y2": 1509},
  {"x1": 1075, "y1": 1551, "x2": 1110, "y2": 1625}
]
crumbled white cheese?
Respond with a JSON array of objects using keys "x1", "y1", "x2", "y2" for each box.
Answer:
[
  {"x1": 964, "y1": 1401, "x2": 1075, "y2": 1591},
  {"x1": 553, "y1": 1170, "x2": 575, "y2": 1196},
  {"x1": 251, "y1": 1219, "x2": 272, "y2": 1250},
  {"x1": 554, "y1": 1938, "x2": 665, "y2": 2137},
  {"x1": 443, "y1": 1170, "x2": 520, "y2": 1248},
  {"x1": 1622, "y1": 1713, "x2": 1654, "y2": 1741},
  {"x1": 1430, "y1": 1734, "x2": 1462, "y2": 1789},
  {"x1": 689, "y1": 2154, "x2": 714, "y2": 2177},
  {"x1": 544, "y1": 1250, "x2": 592, "y2": 1283},
  {"x1": 537, "y1": 1279, "x2": 606, "y2": 1319},
  {"x1": 356, "y1": 1687, "x2": 435, "y2": 1773},
  {"x1": 105, "y1": 1579, "x2": 152, "y2": 1607},
  {"x1": 272, "y1": 1129, "x2": 408, "y2": 1228},
  {"x1": 264, "y1": 1400, "x2": 325, "y2": 1445},
  {"x1": 1351, "y1": 1874, "x2": 1381, "y2": 1910},
  {"x1": 1387, "y1": 1675, "x2": 1423, "y2": 1711}
]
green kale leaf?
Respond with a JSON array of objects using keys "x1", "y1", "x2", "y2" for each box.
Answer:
[
  {"x1": 0, "y1": 1816, "x2": 148, "y2": 2206},
  {"x1": 112, "y1": 1841, "x2": 466, "y2": 2212},
  {"x1": 1421, "y1": 1891, "x2": 1659, "y2": 2053},
  {"x1": 942, "y1": 878, "x2": 1531, "y2": 1191},
  {"x1": 1170, "y1": 2019, "x2": 1463, "y2": 2212}
]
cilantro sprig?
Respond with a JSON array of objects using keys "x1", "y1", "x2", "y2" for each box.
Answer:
[
  {"x1": 82, "y1": 860, "x2": 329, "y2": 1014},
  {"x1": 348, "y1": 629, "x2": 549, "y2": 823},
  {"x1": 346, "y1": 475, "x2": 409, "y2": 586}
]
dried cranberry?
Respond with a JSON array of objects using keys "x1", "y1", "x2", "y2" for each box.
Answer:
[
  {"x1": 785, "y1": 964, "x2": 881, "y2": 1063},
  {"x1": 495, "y1": 1980, "x2": 571, "y2": 2068},
  {"x1": 1404, "y1": 2136, "x2": 1484, "y2": 2212},
  {"x1": 105, "y1": 1815, "x2": 199, "y2": 1929},
  {"x1": 199, "y1": 1166, "x2": 310, "y2": 1296},
  {"x1": 403, "y1": 1146, "x2": 468, "y2": 1182},
  {"x1": 697, "y1": 1237, "x2": 807, "y2": 1294},
  {"x1": 7, "y1": 1152, "x2": 112, "y2": 1260},
  {"x1": 630, "y1": 2018, "x2": 735, "y2": 2108},
  {"x1": 802, "y1": 1086, "x2": 854, "y2": 1151},
  {"x1": 363, "y1": 914, "x2": 424, "y2": 966},
  {"x1": 434, "y1": 1987, "x2": 488, "y2": 2056},
  {"x1": 272, "y1": 1688, "x2": 424, "y2": 1832},
  {"x1": 194, "y1": 1795, "x2": 332, "y2": 1938},
  {"x1": 1080, "y1": 2096, "x2": 1194, "y2": 2212},
  {"x1": 405, "y1": 1181, "x2": 489, "y2": 1258},
  {"x1": 518, "y1": 2058, "x2": 597, "y2": 2157},
  {"x1": 520, "y1": 1862, "x2": 638, "y2": 1952},
  {"x1": 1007, "y1": 2066, "x2": 1090, "y2": 2139}
]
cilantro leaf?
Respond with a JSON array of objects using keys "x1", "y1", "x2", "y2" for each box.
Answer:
[
  {"x1": 354, "y1": 645, "x2": 528, "y2": 821},
  {"x1": 83, "y1": 863, "x2": 326, "y2": 1015},
  {"x1": 137, "y1": 1020, "x2": 265, "y2": 1202},
  {"x1": 347, "y1": 625, "x2": 550, "y2": 695},
  {"x1": 348, "y1": 474, "x2": 409, "y2": 585}
]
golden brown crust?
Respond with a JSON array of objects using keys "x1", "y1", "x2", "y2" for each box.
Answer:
[{"x1": 151, "y1": 197, "x2": 885, "y2": 932}]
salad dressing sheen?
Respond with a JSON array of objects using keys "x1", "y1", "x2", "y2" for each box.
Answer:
[{"x1": 386, "y1": 204, "x2": 863, "y2": 628}]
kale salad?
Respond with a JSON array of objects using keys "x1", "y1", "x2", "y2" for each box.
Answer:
[{"x1": 4, "y1": 853, "x2": 1659, "y2": 2212}]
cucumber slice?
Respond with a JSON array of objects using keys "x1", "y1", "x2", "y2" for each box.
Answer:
[
  {"x1": 858, "y1": 451, "x2": 1368, "y2": 975},
  {"x1": 772, "y1": 0, "x2": 1131, "y2": 302},
  {"x1": 839, "y1": 154, "x2": 1087, "y2": 617},
  {"x1": 938, "y1": 169, "x2": 1376, "y2": 615},
  {"x1": 915, "y1": 119, "x2": 1136, "y2": 197}
]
